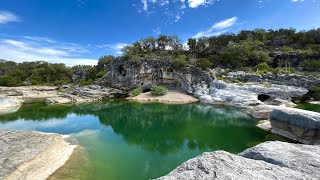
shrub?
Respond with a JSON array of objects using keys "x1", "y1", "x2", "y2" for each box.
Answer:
[
  {"x1": 172, "y1": 55, "x2": 187, "y2": 69},
  {"x1": 256, "y1": 62, "x2": 270, "y2": 74},
  {"x1": 80, "y1": 79, "x2": 93, "y2": 86},
  {"x1": 195, "y1": 58, "x2": 211, "y2": 70},
  {"x1": 311, "y1": 85, "x2": 320, "y2": 100},
  {"x1": 131, "y1": 87, "x2": 142, "y2": 97},
  {"x1": 150, "y1": 86, "x2": 168, "y2": 96}
]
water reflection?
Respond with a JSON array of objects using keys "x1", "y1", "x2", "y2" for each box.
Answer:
[
  {"x1": 0, "y1": 101, "x2": 282, "y2": 180},
  {"x1": 0, "y1": 101, "x2": 267, "y2": 153}
]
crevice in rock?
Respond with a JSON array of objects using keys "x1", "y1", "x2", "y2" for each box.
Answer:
[{"x1": 258, "y1": 94, "x2": 271, "y2": 102}]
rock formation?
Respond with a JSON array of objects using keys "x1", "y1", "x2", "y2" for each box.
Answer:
[
  {"x1": 270, "y1": 107, "x2": 320, "y2": 144},
  {"x1": 156, "y1": 141, "x2": 320, "y2": 180},
  {"x1": 0, "y1": 129, "x2": 76, "y2": 180},
  {"x1": 98, "y1": 59, "x2": 213, "y2": 93},
  {"x1": 196, "y1": 80, "x2": 308, "y2": 108}
]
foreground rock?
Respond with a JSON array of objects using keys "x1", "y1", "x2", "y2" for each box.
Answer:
[
  {"x1": 127, "y1": 91, "x2": 199, "y2": 104},
  {"x1": 0, "y1": 129, "x2": 76, "y2": 180},
  {"x1": 156, "y1": 141, "x2": 320, "y2": 180},
  {"x1": 270, "y1": 107, "x2": 320, "y2": 144},
  {"x1": 240, "y1": 141, "x2": 320, "y2": 177}
]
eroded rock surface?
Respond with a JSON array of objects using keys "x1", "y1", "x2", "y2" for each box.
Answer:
[
  {"x1": 0, "y1": 97, "x2": 23, "y2": 114},
  {"x1": 156, "y1": 141, "x2": 320, "y2": 180},
  {"x1": 0, "y1": 129, "x2": 76, "y2": 180},
  {"x1": 270, "y1": 107, "x2": 320, "y2": 144},
  {"x1": 196, "y1": 80, "x2": 308, "y2": 108},
  {"x1": 98, "y1": 59, "x2": 213, "y2": 93}
]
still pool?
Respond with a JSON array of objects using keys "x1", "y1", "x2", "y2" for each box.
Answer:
[{"x1": 0, "y1": 100, "x2": 285, "y2": 180}]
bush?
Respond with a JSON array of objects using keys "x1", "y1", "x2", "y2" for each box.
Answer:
[
  {"x1": 131, "y1": 87, "x2": 142, "y2": 97},
  {"x1": 172, "y1": 55, "x2": 187, "y2": 69},
  {"x1": 311, "y1": 85, "x2": 320, "y2": 100},
  {"x1": 195, "y1": 58, "x2": 211, "y2": 70},
  {"x1": 0, "y1": 75, "x2": 20, "y2": 87},
  {"x1": 256, "y1": 62, "x2": 270, "y2": 74},
  {"x1": 150, "y1": 86, "x2": 168, "y2": 96}
]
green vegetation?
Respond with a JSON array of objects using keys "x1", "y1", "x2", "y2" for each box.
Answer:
[
  {"x1": 122, "y1": 28, "x2": 320, "y2": 71},
  {"x1": 1, "y1": 28, "x2": 320, "y2": 87},
  {"x1": 131, "y1": 87, "x2": 143, "y2": 97},
  {"x1": 150, "y1": 86, "x2": 168, "y2": 96},
  {"x1": 0, "y1": 58, "x2": 109, "y2": 87}
]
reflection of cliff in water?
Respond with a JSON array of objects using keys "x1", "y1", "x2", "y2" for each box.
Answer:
[
  {"x1": 0, "y1": 102, "x2": 74, "y2": 122},
  {"x1": 81, "y1": 101, "x2": 266, "y2": 153},
  {"x1": 0, "y1": 101, "x2": 269, "y2": 153}
]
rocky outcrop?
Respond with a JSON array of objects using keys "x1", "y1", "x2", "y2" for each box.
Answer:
[
  {"x1": 228, "y1": 71, "x2": 262, "y2": 82},
  {"x1": 98, "y1": 59, "x2": 213, "y2": 93},
  {"x1": 270, "y1": 107, "x2": 320, "y2": 144},
  {"x1": 156, "y1": 141, "x2": 320, "y2": 180},
  {"x1": 0, "y1": 129, "x2": 76, "y2": 180},
  {"x1": 0, "y1": 97, "x2": 23, "y2": 114},
  {"x1": 240, "y1": 141, "x2": 320, "y2": 177},
  {"x1": 226, "y1": 71, "x2": 320, "y2": 90},
  {"x1": 196, "y1": 80, "x2": 308, "y2": 108}
]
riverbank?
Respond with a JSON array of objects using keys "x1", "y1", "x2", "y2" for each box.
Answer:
[
  {"x1": 126, "y1": 91, "x2": 199, "y2": 104},
  {"x1": 0, "y1": 129, "x2": 76, "y2": 180}
]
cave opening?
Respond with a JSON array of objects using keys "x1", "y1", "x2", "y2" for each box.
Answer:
[
  {"x1": 258, "y1": 94, "x2": 271, "y2": 102},
  {"x1": 119, "y1": 65, "x2": 127, "y2": 77}
]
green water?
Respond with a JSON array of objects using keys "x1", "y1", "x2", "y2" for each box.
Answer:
[
  {"x1": 0, "y1": 101, "x2": 282, "y2": 180},
  {"x1": 296, "y1": 102, "x2": 320, "y2": 112}
]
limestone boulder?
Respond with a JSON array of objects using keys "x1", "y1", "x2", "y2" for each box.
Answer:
[{"x1": 270, "y1": 107, "x2": 320, "y2": 144}]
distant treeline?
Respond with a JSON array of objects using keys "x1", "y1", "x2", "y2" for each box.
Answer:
[
  {"x1": 121, "y1": 28, "x2": 320, "y2": 71},
  {"x1": 0, "y1": 60, "x2": 105, "y2": 87}
]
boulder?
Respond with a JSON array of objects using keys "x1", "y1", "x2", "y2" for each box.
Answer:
[
  {"x1": 0, "y1": 97, "x2": 23, "y2": 114},
  {"x1": 240, "y1": 141, "x2": 320, "y2": 178},
  {"x1": 156, "y1": 141, "x2": 320, "y2": 180},
  {"x1": 270, "y1": 107, "x2": 320, "y2": 144}
]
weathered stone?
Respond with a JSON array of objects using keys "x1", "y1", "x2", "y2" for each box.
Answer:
[
  {"x1": 72, "y1": 70, "x2": 86, "y2": 82},
  {"x1": 228, "y1": 71, "x2": 262, "y2": 82},
  {"x1": 0, "y1": 97, "x2": 23, "y2": 114},
  {"x1": 0, "y1": 129, "x2": 76, "y2": 180},
  {"x1": 98, "y1": 59, "x2": 213, "y2": 93},
  {"x1": 199, "y1": 80, "x2": 308, "y2": 108},
  {"x1": 157, "y1": 141, "x2": 320, "y2": 180},
  {"x1": 270, "y1": 107, "x2": 320, "y2": 144},
  {"x1": 240, "y1": 141, "x2": 320, "y2": 178}
]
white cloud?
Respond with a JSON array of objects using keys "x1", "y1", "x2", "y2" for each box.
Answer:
[
  {"x1": 137, "y1": 0, "x2": 218, "y2": 25},
  {"x1": 0, "y1": 36, "x2": 97, "y2": 66},
  {"x1": 192, "y1": 16, "x2": 237, "y2": 38},
  {"x1": 97, "y1": 43, "x2": 128, "y2": 54},
  {"x1": 188, "y1": 0, "x2": 214, "y2": 8},
  {"x1": 291, "y1": 0, "x2": 304, "y2": 2},
  {"x1": 0, "y1": 11, "x2": 20, "y2": 24},
  {"x1": 210, "y1": 16, "x2": 238, "y2": 29}
]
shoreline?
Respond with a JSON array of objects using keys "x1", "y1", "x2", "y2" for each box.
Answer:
[
  {"x1": 0, "y1": 129, "x2": 77, "y2": 180},
  {"x1": 126, "y1": 91, "x2": 199, "y2": 104}
]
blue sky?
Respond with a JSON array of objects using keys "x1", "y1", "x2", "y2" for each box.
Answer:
[{"x1": 0, "y1": 0, "x2": 319, "y2": 66}]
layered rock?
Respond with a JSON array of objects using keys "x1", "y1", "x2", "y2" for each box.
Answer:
[
  {"x1": 196, "y1": 80, "x2": 308, "y2": 108},
  {"x1": 98, "y1": 59, "x2": 213, "y2": 93},
  {"x1": 0, "y1": 129, "x2": 76, "y2": 180},
  {"x1": 270, "y1": 107, "x2": 320, "y2": 144},
  {"x1": 156, "y1": 141, "x2": 320, "y2": 180}
]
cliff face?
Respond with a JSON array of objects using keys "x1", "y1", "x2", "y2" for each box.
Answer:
[{"x1": 98, "y1": 59, "x2": 213, "y2": 93}]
